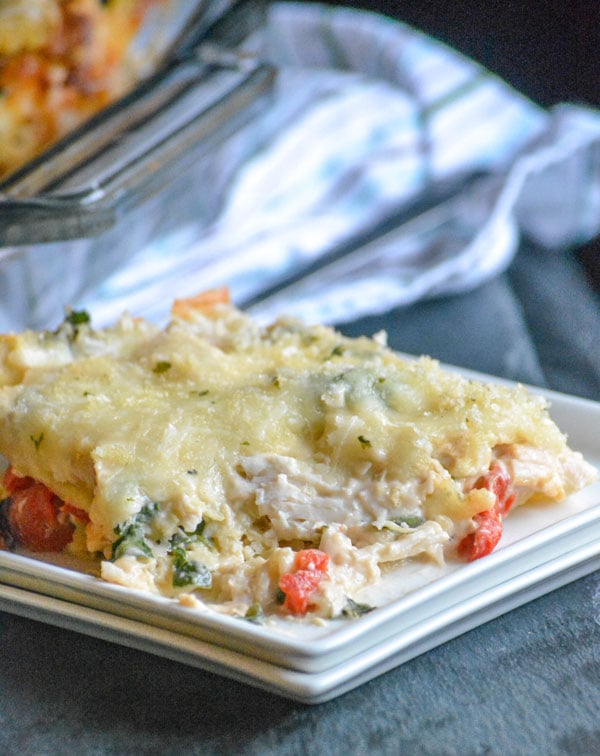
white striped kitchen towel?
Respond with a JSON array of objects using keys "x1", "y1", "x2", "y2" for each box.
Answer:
[{"x1": 81, "y1": 2, "x2": 600, "y2": 326}]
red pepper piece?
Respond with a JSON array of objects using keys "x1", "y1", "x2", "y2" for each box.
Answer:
[
  {"x1": 3, "y1": 466, "x2": 35, "y2": 494},
  {"x1": 60, "y1": 502, "x2": 90, "y2": 524},
  {"x1": 480, "y1": 463, "x2": 516, "y2": 516},
  {"x1": 8, "y1": 482, "x2": 74, "y2": 552},
  {"x1": 279, "y1": 570, "x2": 324, "y2": 614},
  {"x1": 457, "y1": 508, "x2": 503, "y2": 561},
  {"x1": 279, "y1": 548, "x2": 330, "y2": 615},
  {"x1": 294, "y1": 548, "x2": 330, "y2": 573},
  {"x1": 458, "y1": 463, "x2": 515, "y2": 562},
  {"x1": 2, "y1": 467, "x2": 74, "y2": 552}
]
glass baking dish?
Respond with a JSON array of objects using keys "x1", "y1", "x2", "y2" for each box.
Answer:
[{"x1": 0, "y1": 0, "x2": 274, "y2": 331}]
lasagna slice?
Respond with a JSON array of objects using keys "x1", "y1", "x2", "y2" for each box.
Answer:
[{"x1": 0, "y1": 289, "x2": 596, "y2": 619}]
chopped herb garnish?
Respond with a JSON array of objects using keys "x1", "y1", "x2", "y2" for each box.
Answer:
[
  {"x1": 112, "y1": 521, "x2": 154, "y2": 560},
  {"x1": 244, "y1": 602, "x2": 266, "y2": 625},
  {"x1": 187, "y1": 469, "x2": 198, "y2": 475},
  {"x1": 275, "y1": 587, "x2": 286, "y2": 605},
  {"x1": 59, "y1": 309, "x2": 91, "y2": 341},
  {"x1": 169, "y1": 520, "x2": 214, "y2": 551},
  {"x1": 140, "y1": 502, "x2": 159, "y2": 521},
  {"x1": 170, "y1": 545, "x2": 212, "y2": 589},
  {"x1": 240, "y1": 440, "x2": 250, "y2": 446},
  {"x1": 392, "y1": 515, "x2": 426, "y2": 529},
  {"x1": 153, "y1": 361, "x2": 172, "y2": 374},
  {"x1": 111, "y1": 502, "x2": 159, "y2": 560},
  {"x1": 53, "y1": 310, "x2": 92, "y2": 341},
  {"x1": 65, "y1": 310, "x2": 91, "y2": 327},
  {"x1": 30, "y1": 432, "x2": 44, "y2": 451},
  {"x1": 357, "y1": 435, "x2": 372, "y2": 449},
  {"x1": 195, "y1": 389, "x2": 210, "y2": 397},
  {"x1": 271, "y1": 376, "x2": 281, "y2": 388},
  {"x1": 341, "y1": 598, "x2": 375, "y2": 619},
  {"x1": 168, "y1": 522, "x2": 214, "y2": 586},
  {"x1": 330, "y1": 345, "x2": 344, "y2": 357}
]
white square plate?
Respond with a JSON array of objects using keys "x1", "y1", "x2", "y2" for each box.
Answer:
[{"x1": 1, "y1": 379, "x2": 599, "y2": 702}]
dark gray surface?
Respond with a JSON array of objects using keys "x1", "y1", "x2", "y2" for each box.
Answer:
[
  {"x1": 1, "y1": 573, "x2": 599, "y2": 756},
  {"x1": 1, "y1": 243, "x2": 599, "y2": 756}
]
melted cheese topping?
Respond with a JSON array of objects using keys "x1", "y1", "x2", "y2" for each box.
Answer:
[{"x1": 0, "y1": 299, "x2": 595, "y2": 618}]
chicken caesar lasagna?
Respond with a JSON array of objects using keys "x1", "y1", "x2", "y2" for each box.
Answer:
[
  {"x1": 0, "y1": 0, "x2": 163, "y2": 180},
  {"x1": 0, "y1": 289, "x2": 596, "y2": 620}
]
